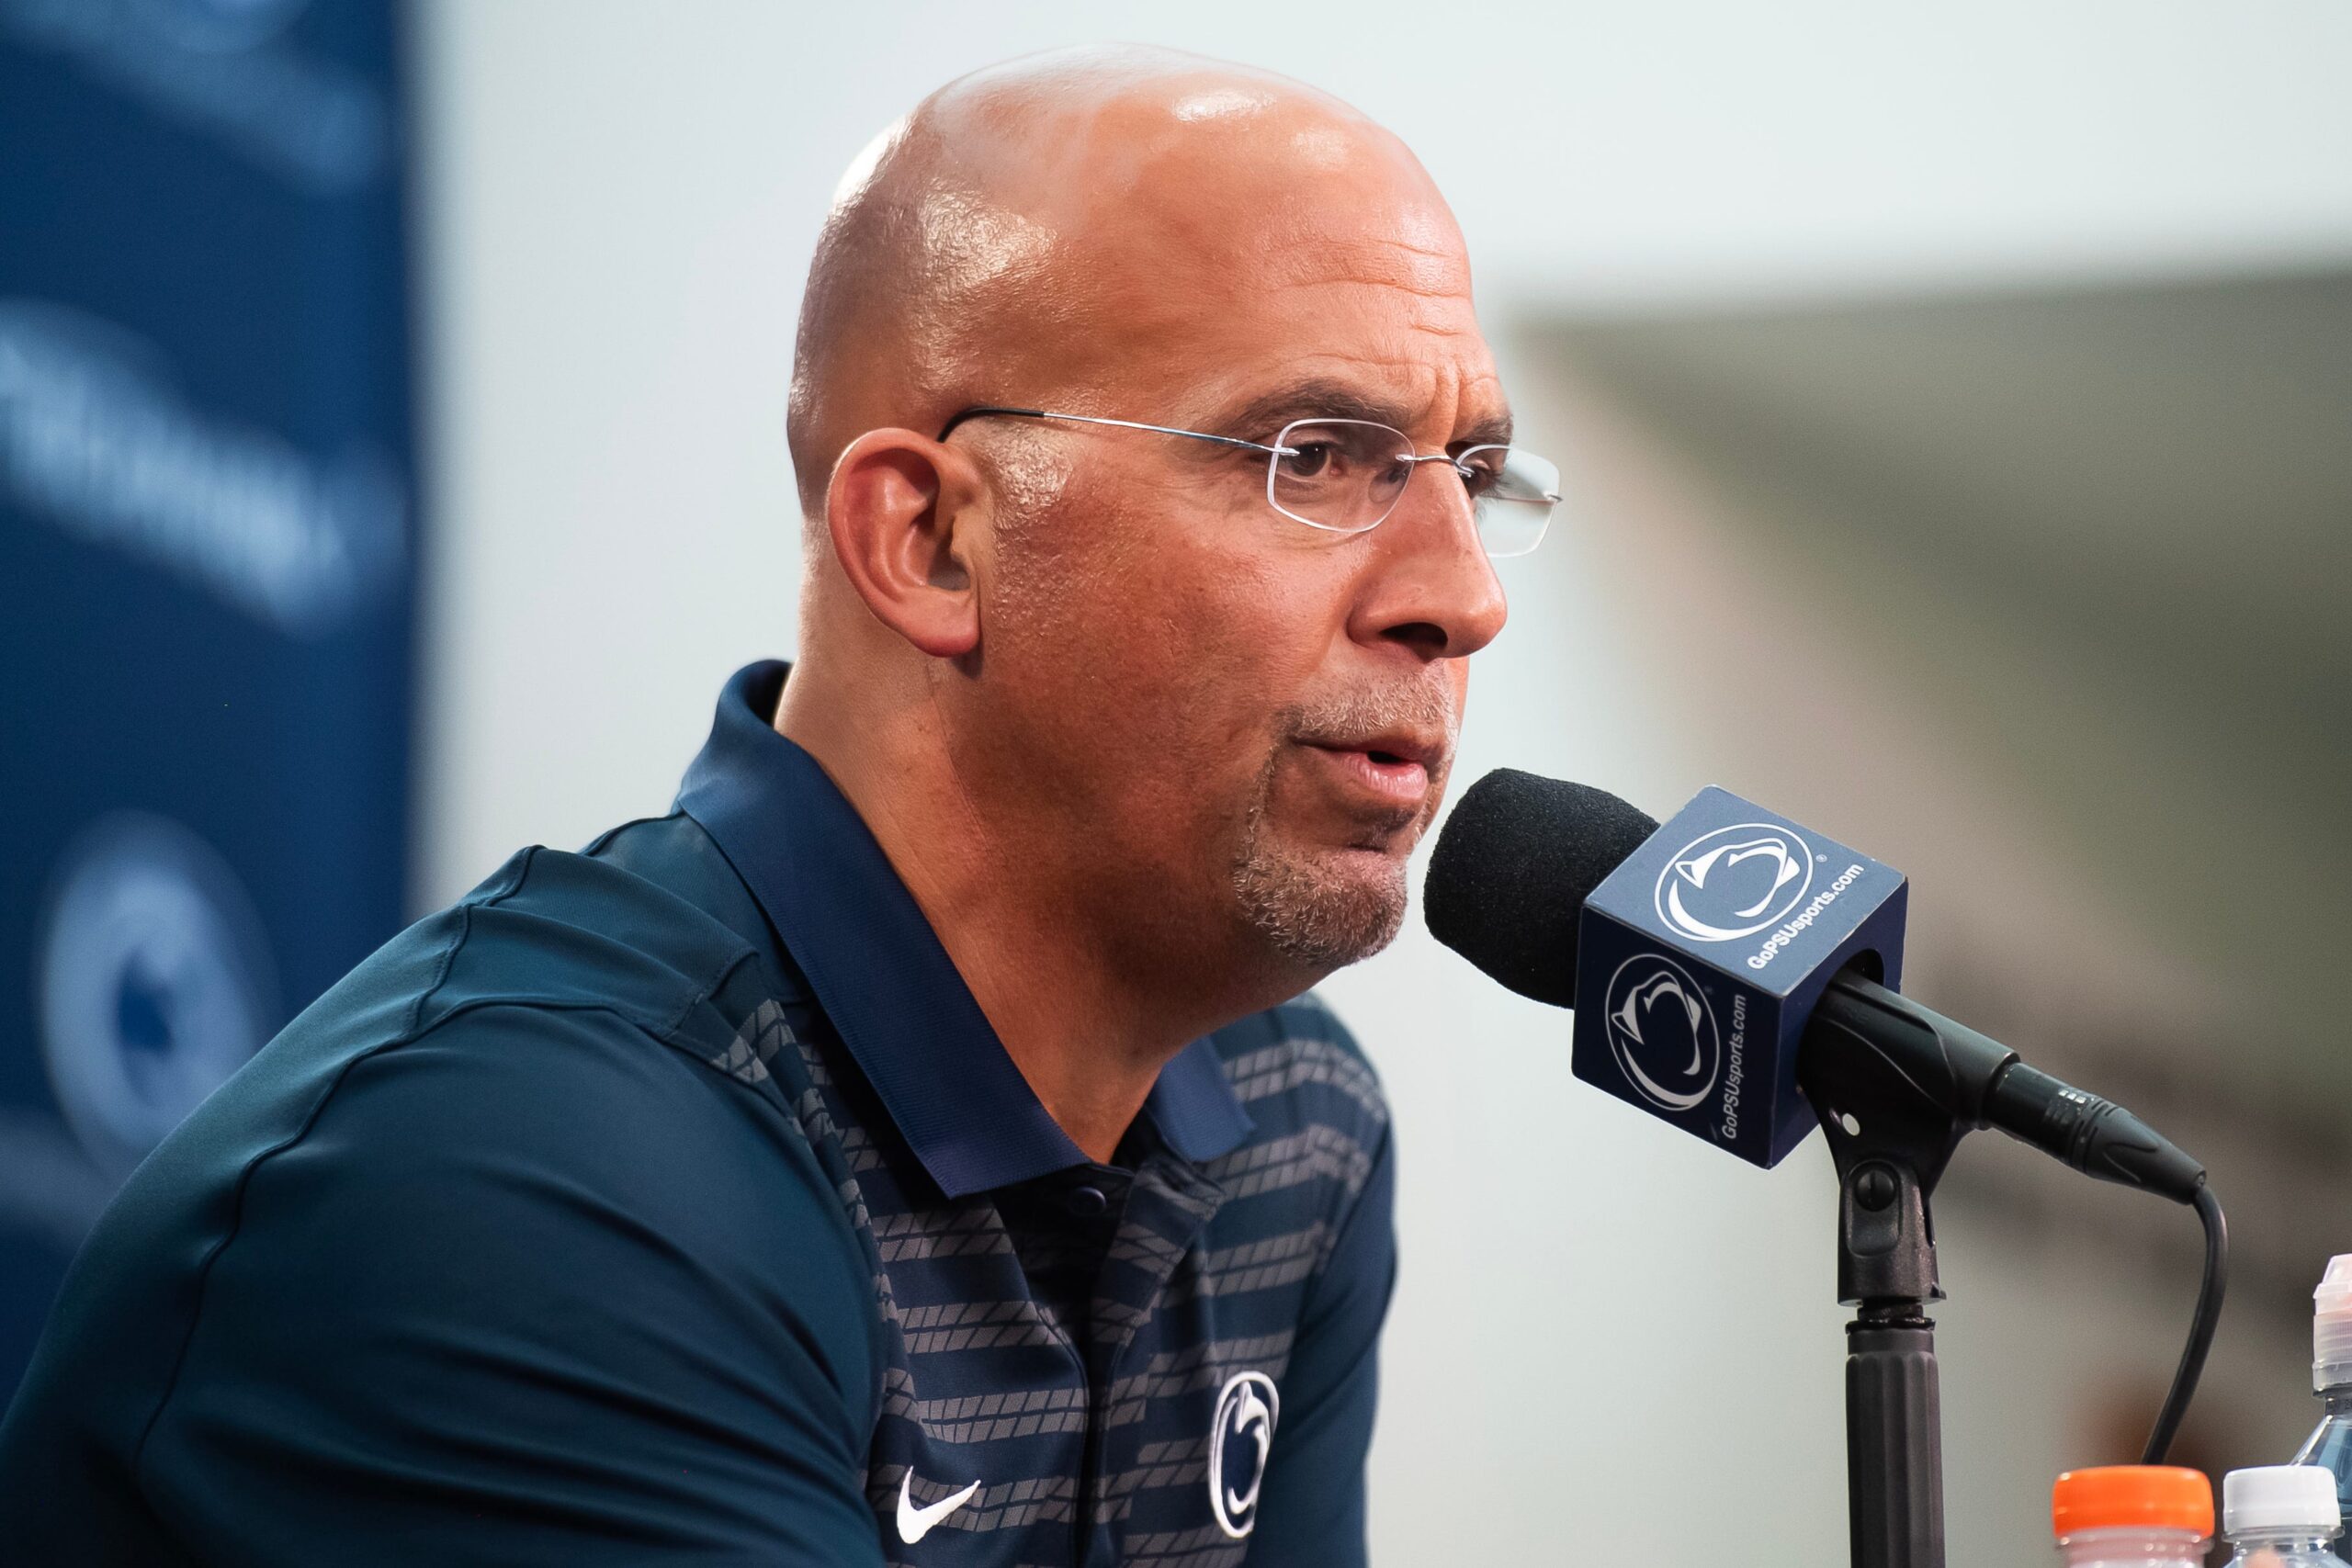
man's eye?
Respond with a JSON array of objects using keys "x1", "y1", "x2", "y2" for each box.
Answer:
[
  {"x1": 1285, "y1": 443, "x2": 1339, "y2": 478},
  {"x1": 1456, "y1": 457, "x2": 1505, "y2": 496}
]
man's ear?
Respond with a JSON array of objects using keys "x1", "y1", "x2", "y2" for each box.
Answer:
[{"x1": 823, "y1": 429, "x2": 985, "y2": 660}]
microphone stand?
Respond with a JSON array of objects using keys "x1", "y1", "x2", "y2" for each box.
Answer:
[{"x1": 1798, "y1": 1021, "x2": 1979, "y2": 1568}]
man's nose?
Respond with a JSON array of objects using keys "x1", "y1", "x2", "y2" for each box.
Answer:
[{"x1": 1347, "y1": 459, "x2": 1509, "y2": 661}]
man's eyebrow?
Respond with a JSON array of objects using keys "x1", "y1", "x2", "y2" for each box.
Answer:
[
  {"x1": 1456, "y1": 409, "x2": 1515, "y2": 449},
  {"x1": 1212, "y1": 379, "x2": 1412, "y2": 440},
  {"x1": 1210, "y1": 378, "x2": 1514, "y2": 448}
]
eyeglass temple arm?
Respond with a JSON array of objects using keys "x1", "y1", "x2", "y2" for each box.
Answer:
[
  {"x1": 935, "y1": 406, "x2": 1290, "y2": 454},
  {"x1": 936, "y1": 406, "x2": 1045, "y2": 440}
]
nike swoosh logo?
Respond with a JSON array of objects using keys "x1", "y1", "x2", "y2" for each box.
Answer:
[{"x1": 897, "y1": 1471, "x2": 982, "y2": 1543}]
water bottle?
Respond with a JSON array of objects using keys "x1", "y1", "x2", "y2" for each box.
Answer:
[
  {"x1": 2291, "y1": 1255, "x2": 2352, "y2": 1560},
  {"x1": 2051, "y1": 1465, "x2": 2213, "y2": 1567},
  {"x1": 2222, "y1": 1466, "x2": 2343, "y2": 1568}
]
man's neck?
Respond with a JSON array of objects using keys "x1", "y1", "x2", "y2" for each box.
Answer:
[{"x1": 778, "y1": 671, "x2": 1283, "y2": 1165}]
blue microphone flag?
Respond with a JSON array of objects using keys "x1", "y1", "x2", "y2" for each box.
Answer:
[{"x1": 1572, "y1": 786, "x2": 1910, "y2": 1168}]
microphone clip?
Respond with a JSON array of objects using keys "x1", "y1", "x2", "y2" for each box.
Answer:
[
  {"x1": 1798, "y1": 968, "x2": 2018, "y2": 1310},
  {"x1": 1801, "y1": 1034, "x2": 1968, "y2": 1314}
]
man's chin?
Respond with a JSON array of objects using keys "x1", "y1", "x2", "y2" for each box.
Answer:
[{"x1": 1229, "y1": 836, "x2": 1409, "y2": 973}]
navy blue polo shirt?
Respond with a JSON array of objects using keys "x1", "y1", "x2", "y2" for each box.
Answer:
[{"x1": 0, "y1": 661, "x2": 1396, "y2": 1566}]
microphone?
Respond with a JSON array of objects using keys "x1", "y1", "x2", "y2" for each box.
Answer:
[{"x1": 1424, "y1": 769, "x2": 2205, "y2": 1204}]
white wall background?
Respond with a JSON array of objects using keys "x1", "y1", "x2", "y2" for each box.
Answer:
[{"x1": 413, "y1": 4, "x2": 2352, "y2": 1561}]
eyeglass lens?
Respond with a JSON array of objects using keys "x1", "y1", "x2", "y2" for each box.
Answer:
[{"x1": 1268, "y1": 420, "x2": 1557, "y2": 558}]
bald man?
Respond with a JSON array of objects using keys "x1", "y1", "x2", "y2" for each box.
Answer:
[{"x1": 0, "y1": 46, "x2": 1558, "y2": 1567}]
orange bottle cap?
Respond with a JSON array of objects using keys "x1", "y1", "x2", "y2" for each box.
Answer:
[{"x1": 2052, "y1": 1466, "x2": 2215, "y2": 1538}]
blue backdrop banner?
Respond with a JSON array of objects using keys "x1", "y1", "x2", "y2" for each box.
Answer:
[{"x1": 0, "y1": 0, "x2": 416, "y2": 1405}]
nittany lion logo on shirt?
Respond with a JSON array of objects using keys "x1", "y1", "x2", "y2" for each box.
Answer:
[
  {"x1": 1601, "y1": 953, "x2": 1720, "y2": 1114},
  {"x1": 1208, "y1": 1371, "x2": 1280, "y2": 1538},
  {"x1": 1654, "y1": 821, "x2": 1815, "y2": 942}
]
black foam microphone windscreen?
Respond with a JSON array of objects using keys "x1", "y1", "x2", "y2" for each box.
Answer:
[{"x1": 1423, "y1": 768, "x2": 1660, "y2": 1007}]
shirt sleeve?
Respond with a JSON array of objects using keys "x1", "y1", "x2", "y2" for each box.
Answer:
[
  {"x1": 128, "y1": 1002, "x2": 888, "y2": 1566},
  {"x1": 1241, "y1": 1115, "x2": 1396, "y2": 1566}
]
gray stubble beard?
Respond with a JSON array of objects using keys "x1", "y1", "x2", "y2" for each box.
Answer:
[{"x1": 1228, "y1": 756, "x2": 1422, "y2": 975}]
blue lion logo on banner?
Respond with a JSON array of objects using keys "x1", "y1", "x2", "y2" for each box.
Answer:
[{"x1": 37, "y1": 812, "x2": 279, "y2": 1178}]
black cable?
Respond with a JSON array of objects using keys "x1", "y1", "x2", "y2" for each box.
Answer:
[{"x1": 2143, "y1": 1183, "x2": 2229, "y2": 1465}]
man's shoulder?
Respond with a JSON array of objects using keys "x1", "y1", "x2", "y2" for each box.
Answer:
[
  {"x1": 413, "y1": 812, "x2": 777, "y2": 1039},
  {"x1": 156, "y1": 810, "x2": 828, "y2": 1254},
  {"x1": 0, "y1": 817, "x2": 877, "y2": 1543}
]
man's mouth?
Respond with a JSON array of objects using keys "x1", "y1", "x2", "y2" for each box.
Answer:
[{"x1": 1297, "y1": 730, "x2": 1444, "y2": 810}]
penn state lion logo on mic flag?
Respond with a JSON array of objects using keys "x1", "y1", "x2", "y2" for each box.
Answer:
[
  {"x1": 1655, "y1": 822, "x2": 1815, "y2": 943},
  {"x1": 1600, "y1": 953, "x2": 1722, "y2": 1112}
]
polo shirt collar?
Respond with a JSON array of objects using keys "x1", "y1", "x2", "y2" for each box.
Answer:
[{"x1": 675, "y1": 660, "x2": 1252, "y2": 1198}]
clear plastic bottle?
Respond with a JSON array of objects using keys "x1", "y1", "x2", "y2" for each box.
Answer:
[
  {"x1": 2222, "y1": 1466, "x2": 2343, "y2": 1568},
  {"x1": 2051, "y1": 1464, "x2": 2213, "y2": 1567},
  {"x1": 2290, "y1": 1255, "x2": 2352, "y2": 1562}
]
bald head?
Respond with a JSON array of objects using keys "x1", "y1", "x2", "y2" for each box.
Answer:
[{"x1": 785, "y1": 45, "x2": 1468, "y2": 522}]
